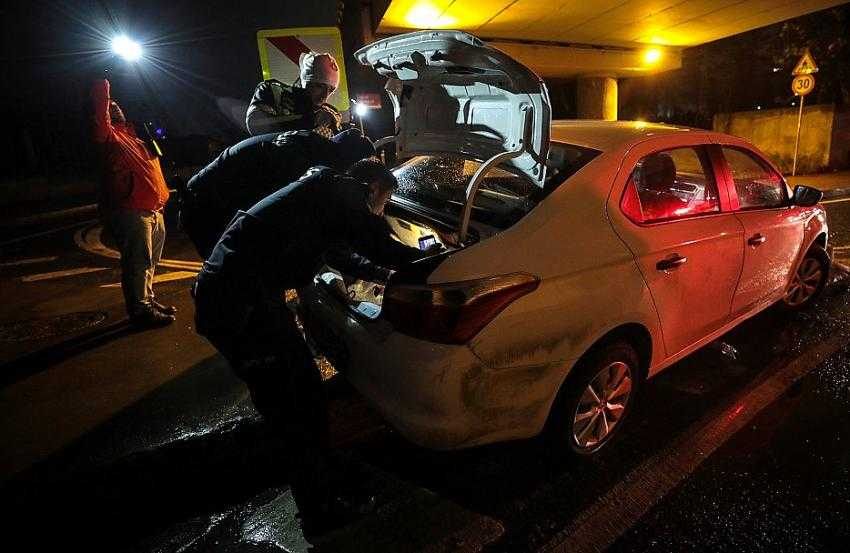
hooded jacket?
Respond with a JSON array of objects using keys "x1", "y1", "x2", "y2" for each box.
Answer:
[{"x1": 91, "y1": 79, "x2": 169, "y2": 212}]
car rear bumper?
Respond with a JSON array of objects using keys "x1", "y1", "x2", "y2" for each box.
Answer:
[{"x1": 299, "y1": 283, "x2": 557, "y2": 449}]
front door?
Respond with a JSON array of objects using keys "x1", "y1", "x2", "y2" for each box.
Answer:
[{"x1": 719, "y1": 147, "x2": 805, "y2": 316}]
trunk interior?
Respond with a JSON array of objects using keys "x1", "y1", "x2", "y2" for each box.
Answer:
[{"x1": 314, "y1": 200, "x2": 499, "y2": 321}]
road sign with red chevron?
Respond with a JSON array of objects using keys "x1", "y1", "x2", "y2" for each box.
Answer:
[{"x1": 256, "y1": 27, "x2": 350, "y2": 112}]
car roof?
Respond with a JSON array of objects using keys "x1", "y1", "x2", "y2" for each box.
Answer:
[{"x1": 550, "y1": 120, "x2": 705, "y2": 152}]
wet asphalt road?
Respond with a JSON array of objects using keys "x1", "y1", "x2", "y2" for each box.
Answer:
[{"x1": 1, "y1": 199, "x2": 849, "y2": 551}]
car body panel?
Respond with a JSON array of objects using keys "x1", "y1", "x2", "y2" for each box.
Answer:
[
  {"x1": 606, "y1": 135, "x2": 746, "y2": 358},
  {"x1": 707, "y1": 136, "x2": 826, "y2": 316},
  {"x1": 300, "y1": 119, "x2": 829, "y2": 450},
  {"x1": 299, "y1": 282, "x2": 563, "y2": 448},
  {"x1": 355, "y1": 30, "x2": 551, "y2": 185}
]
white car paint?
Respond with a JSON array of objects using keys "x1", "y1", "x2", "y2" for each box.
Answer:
[
  {"x1": 300, "y1": 32, "x2": 829, "y2": 451},
  {"x1": 301, "y1": 121, "x2": 829, "y2": 450}
]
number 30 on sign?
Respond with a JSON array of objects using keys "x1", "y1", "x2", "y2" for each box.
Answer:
[{"x1": 792, "y1": 74, "x2": 815, "y2": 96}]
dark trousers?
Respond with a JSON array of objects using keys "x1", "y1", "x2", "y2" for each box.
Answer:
[
  {"x1": 105, "y1": 209, "x2": 166, "y2": 316},
  {"x1": 193, "y1": 271, "x2": 330, "y2": 505},
  {"x1": 179, "y1": 197, "x2": 229, "y2": 260}
]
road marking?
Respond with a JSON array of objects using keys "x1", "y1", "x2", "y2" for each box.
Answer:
[
  {"x1": 21, "y1": 267, "x2": 109, "y2": 282},
  {"x1": 100, "y1": 270, "x2": 197, "y2": 288},
  {"x1": 821, "y1": 197, "x2": 850, "y2": 204},
  {"x1": 0, "y1": 256, "x2": 58, "y2": 267},
  {"x1": 74, "y1": 224, "x2": 203, "y2": 271},
  {"x1": 542, "y1": 330, "x2": 849, "y2": 553},
  {"x1": 0, "y1": 219, "x2": 97, "y2": 248}
]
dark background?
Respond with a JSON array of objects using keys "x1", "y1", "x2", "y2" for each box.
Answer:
[{"x1": 1, "y1": 1, "x2": 847, "y2": 188}]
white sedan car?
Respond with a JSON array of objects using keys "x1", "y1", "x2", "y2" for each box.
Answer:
[{"x1": 300, "y1": 31, "x2": 830, "y2": 455}]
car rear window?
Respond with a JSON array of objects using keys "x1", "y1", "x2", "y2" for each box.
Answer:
[
  {"x1": 392, "y1": 143, "x2": 599, "y2": 228},
  {"x1": 621, "y1": 146, "x2": 720, "y2": 224}
]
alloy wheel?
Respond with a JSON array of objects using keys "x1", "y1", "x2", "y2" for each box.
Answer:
[
  {"x1": 572, "y1": 361, "x2": 633, "y2": 451},
  {"x1": 785, "y1": 257, "x2": 824, "y2": 307}
]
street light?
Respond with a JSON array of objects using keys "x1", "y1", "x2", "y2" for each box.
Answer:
[
  {"x1": 111, "y1": 35, "x2": 142, "y2": 61},
  {"x1": 642, "y1": 48, "x2": 662, "y2": 65}
]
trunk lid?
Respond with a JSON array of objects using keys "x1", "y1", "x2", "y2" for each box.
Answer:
[{"x1": 355, "y1": 30, "x2": 551, "y2": 186}]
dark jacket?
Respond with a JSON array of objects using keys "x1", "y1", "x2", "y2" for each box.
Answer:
[
  {"x1": 246, "y1": 79, "x2": 344, "y2": 137},
  {"x1": 182, "y1": 130, "x2": 344, "y2": 258},
  {"x1": 91, "y1": 79, "x2": 169, "y2": 212},
  {"x1": 200, "y1": 167, "x2": 422, "y2": 299}
]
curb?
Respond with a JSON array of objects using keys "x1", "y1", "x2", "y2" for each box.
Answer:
[
  {"x1": 2, "y1": 189, "x2": 177, "y2": 228},
  {"x1": 1, "y1": 204, "x2": 98, "y2": 228}
]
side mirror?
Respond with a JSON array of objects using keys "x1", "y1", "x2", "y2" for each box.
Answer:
[{"x1": 792, "y1": 185, "x2": 823, "y2": 207}]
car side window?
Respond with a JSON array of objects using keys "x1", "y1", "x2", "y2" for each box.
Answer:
[
  {"x1": 621, "y1": 146, "x2": 720, "y2": 224},
  {"x1": 722, "y1": 147, "x2": 786, "y2": 210}
]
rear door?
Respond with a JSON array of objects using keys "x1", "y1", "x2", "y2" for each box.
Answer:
[
  {"x1": 718, "y1": 146, "x2": 805, "y2": 316},
  {"x1": 610, "y1": 141, "x2": 745, "y2": 357}
]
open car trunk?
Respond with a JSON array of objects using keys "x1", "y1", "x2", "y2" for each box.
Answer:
[
  {"x1": 355, "y1": 30, "x2": 552, "y2": 186},
  {"x1": 314, "y1": 197, "x2": 479, "y2": 321}
]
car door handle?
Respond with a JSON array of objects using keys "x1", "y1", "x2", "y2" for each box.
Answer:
[
  {"x1": 748, "y1": 233, "x2": 767, "y2": 247},
  {"x1": 656, "y1": 254, "x2": 688, "y2": 272}
]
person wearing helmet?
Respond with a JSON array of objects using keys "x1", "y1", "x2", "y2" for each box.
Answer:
[
  {"x1": 181, "y1": 128, "x2": 375, "y2": 259},
  {"x1": 245, "y1": 52, "x2": 342, "y2": 137}
]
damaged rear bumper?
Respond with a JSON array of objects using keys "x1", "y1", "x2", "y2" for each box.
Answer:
[{"x1": 299, "y1": 283, "x2": 558, "y2": 449}]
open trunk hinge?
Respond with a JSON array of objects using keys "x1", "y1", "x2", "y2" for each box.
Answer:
[{"x1": 458, "y1": 105, "x2": 533, "y2": 243}]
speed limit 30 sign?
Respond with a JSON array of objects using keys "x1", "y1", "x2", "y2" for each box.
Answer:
[{"x1": 791, "y1": 74, "x2": 815, "y2": 96}]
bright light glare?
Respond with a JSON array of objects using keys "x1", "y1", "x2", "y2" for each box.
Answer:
[
  {"x1": 112, "y1": 35, "x2": 142, "y2": 61},
  {"x1": 354, "y1": 103, "x2": 369, "y2": 117},
  {"x1": 642, "y1": 48, "x2": 662, "y2": 65},
  {"x1": 405, "y1": 3, "x2": 456, "y2": 28}
]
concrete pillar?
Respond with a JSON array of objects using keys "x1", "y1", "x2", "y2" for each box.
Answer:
[{"x1": 577, "y1": 76, "x2": 618, "y2": 121}]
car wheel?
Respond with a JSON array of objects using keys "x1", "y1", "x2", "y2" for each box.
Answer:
[
  {"x1": 548, "y1": 340, "x2": 641, "y2": 456},
  {"x1": 782, "y1": 245, "x2": 830, "y2": 310}
]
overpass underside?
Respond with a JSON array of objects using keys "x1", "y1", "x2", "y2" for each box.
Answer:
[{"x1": 373, "y1": 0, "x2": 847, "y2": 120}]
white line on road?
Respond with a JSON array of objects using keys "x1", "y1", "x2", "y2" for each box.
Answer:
[
  {"x1": 821, "y1": 197, "x2": 850, "y2": 204},
  {"x1": 542, "y1": 330, "x2": 849, "y2": 553},
  {"x1": 21, "y1": 267, "x2": 109, "y2": 282},
  {"x1": 74, "y1": 225, "x2": 203, "y2": 272},
  {"x1": 0, "y1": 256, "x2": 58, "y2": 267},
  {"x1": 100, "y1": 270, "x2": 197, "y2": 288}
]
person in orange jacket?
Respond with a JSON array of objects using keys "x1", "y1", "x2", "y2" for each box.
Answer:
[{"x1": 91, "y1": 78, "x2": 176, "y2": 327}]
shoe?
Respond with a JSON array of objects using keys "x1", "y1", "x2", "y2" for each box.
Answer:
[
  {"x1": 151, "y1": 300, "x2": 177, "y2": 315},
  {"x1": 130, "y1": 308, "x2": 175, "y2": 328}
]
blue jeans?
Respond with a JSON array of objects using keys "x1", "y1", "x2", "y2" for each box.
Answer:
[{"x1": 106, "y1": 209, "x2": 166, "y2": 316}]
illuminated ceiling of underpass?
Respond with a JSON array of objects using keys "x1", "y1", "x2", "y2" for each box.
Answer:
[{"x1": 378, "y1": 0, "x2": 848, "y2": 48}]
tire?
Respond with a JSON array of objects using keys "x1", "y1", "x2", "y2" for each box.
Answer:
[
  {"x1": 781, "y1": 244, "x2": 830, "y2": 310},
  {"x1": 547, "y1": 340, "x2": 642, "y2": 456}
]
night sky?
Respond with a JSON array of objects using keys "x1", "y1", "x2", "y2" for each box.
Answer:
[{"x1": 0, "y1": 0, "x2": 343, "y2": 178}]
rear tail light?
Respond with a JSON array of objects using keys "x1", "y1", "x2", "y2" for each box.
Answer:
[{"x1": 382, "y1": 273, "x2": 539, "y2": 344}]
